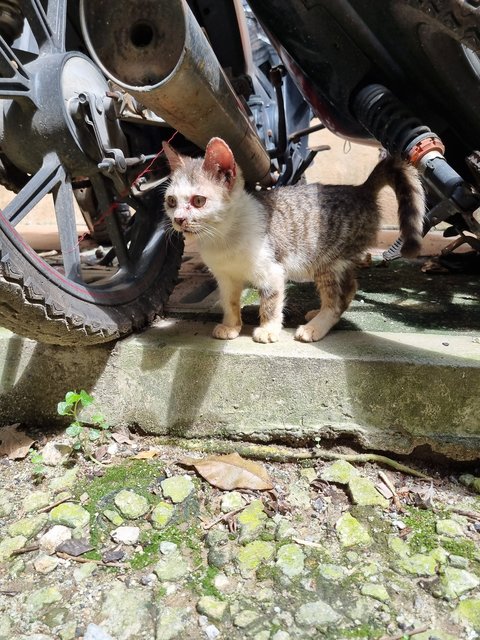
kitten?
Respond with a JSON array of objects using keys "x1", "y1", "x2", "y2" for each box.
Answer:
[{"x1": 162, "y1": 137, "x2": 424, "y2": 343}]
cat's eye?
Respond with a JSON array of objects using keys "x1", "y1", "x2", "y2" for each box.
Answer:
[
  {"x1": 191, "y1": 195, "x2": 206, "y2": 208},
  {"x1": 166, "y1": 195, "x2": 177, "y2": 208}
]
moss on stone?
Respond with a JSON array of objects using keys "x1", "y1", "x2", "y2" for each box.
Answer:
[
  {"x1": 404, "y1": 506, "x2": 437, "y2": 554},
  {"x1": 442, "y1": 538, "x2": 476, "y2": 560}
]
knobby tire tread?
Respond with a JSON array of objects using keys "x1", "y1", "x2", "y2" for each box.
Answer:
[
  {"x1": 406, "y1": 0, "x2": 480, "y2": 52},
  {"x1": 0, "y1": 231, "x2": 183, "y2": 346}
]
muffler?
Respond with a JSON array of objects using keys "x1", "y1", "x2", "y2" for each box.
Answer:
[{"x1": 79, "y1": 0, "x2": 272, "y2": 186}]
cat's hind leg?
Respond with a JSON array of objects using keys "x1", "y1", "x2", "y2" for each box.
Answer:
[
  {"x1": 295, "y1": 263, "x2": 357, "y2": 342},
  {"x1": 212, "y1": 277, "x2": 244, "y2": 340}
]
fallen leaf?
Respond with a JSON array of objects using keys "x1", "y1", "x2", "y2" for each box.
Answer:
[
  {"x1": 0, "y1": 424, "x2": 36, "y2": 460},
  {"x1": 180, "y1": 452, "x2": 273, "y2": 491},
  {"x1": 94, "y1": 444, "x2": 109, "y2": 461},
  {"x1": 101, "y1": 546, "x2": 125, "y2": 563},
  {"x1": 111, "y1": 427, "x2": 135, "y2": 445},
  {"x1": 55, "y1": 539, "x2": 94, "y2": 557},
  {"x1": 132, "y1": 449, "x2": 159, "y2": 459}
]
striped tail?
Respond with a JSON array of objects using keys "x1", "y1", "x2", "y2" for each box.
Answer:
[{"x1": 364, "y1": 156, "x2": 425, "y2": 258}]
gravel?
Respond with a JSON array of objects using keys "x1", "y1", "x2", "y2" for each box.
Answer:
[{"x1": 1, "y1": 434, "x2": 480, "y2": 639}]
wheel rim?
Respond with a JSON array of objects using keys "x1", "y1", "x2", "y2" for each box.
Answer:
[{"x1": 0, "y1": 0, "x2": 177, "y2": 306}]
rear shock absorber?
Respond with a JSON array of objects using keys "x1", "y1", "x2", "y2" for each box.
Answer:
[
  {"x1": 353, "y1": 84, "x2": 480, "y2": 258},
  {"x1": 0, "y1": 0, "x2": 24, "y2": 45}
]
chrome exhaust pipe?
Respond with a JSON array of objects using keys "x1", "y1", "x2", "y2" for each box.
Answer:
[{"x1": 79, "y1": 0, "x2": 272, "y2": 185}]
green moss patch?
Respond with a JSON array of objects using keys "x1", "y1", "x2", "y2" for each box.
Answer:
[{"x1": 404, "y1": 506, "x2": 438, "y2": 554}]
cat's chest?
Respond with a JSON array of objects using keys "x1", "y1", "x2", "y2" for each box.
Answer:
[{"x1": 199, "y1": 238, "x2": 269, "y2": 281}]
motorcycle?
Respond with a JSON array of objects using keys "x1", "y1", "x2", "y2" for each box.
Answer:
[{"x1": 0, "y1": 0, "x2": 477, "y2": 346}]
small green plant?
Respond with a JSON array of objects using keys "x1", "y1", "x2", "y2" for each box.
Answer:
[
  {"x1": 28, "y1": 449, "x2": 47, "y2": 481},
  {"x1": 57, "y1": 390, "x2": 110, "y2": 464}
]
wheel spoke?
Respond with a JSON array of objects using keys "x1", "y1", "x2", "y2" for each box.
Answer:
[
  {"x1": 2, "y1": 154, "x2": 62, "y2": 226},
  {"x1": 53, "y1": 173, "x2": 82, "y2": 282},
  {"x1": 91, "y1": 175, "x2": 131, "y2": 270},
  {"x1": 0, "y1": 36, "x2": 31, "y2": 101},
  {"x1": 17, "y1": 0, "x2": 66, "y2": 54}
]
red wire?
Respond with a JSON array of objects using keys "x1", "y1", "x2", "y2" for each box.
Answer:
[{"x1": 66, "y1": 129, "x2": 178, "y2": 254}]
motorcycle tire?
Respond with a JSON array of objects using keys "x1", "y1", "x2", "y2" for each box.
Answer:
[
  {"x1": 0, "y1": 3, "x2": 185, "y2": 347},
  {"x1": 0, "y1": 211, "x2": 183, "y2": 347},
  {"x1": 406, "y1": 0, "x2": 480, "y2": 50}
]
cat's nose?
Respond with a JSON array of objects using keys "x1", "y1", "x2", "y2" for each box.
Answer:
[{"x1": 174, "y1": 216, "x2": 187, "y2": 228}]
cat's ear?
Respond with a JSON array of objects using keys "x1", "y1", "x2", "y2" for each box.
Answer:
[
  {"x1": 203, "y1": 137, "x2": 236, "y2": 189},
  {"x1": 162, "y1": 142, "x2": 186, "y2": 172}
]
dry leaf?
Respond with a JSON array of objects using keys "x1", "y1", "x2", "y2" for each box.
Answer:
[
  {"x1": 180, "y1": 452, "x2": 273, "y2": 491},
  {"x1": 111, "y1": 427, "x2": 135, "y2": 445},
  {"x1": 0, "y1": 424, "x2": 36, "y2": 460},
  {"x1": 132, "y1": 449, "x2": 159, "y2": 460}
]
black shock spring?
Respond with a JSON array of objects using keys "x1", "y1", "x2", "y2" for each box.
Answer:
[
  {"x1": 353, "y1": 84, "x2": 431, "y2": 156},
  {"x1": 0, "y1": 0, "x2": 24, "y2": 45}
]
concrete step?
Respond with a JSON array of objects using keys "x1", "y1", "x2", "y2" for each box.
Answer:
[{"x1": 0, "y1": 257, "x2": 478, "y2": 461}]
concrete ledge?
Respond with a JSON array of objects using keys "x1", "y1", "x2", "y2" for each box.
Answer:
[{"x1": 1, "y1": 321, "x2": 479, "y2": 461}]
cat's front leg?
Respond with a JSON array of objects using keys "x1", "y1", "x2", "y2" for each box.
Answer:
[
  {"x1": 212, "y1": 277, "x2": 243, "y2": 340},
  {"x1": 253, "y1": 272, "x2": 285, "y2": 343}
]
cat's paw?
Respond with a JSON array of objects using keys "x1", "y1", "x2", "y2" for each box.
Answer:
[
  {"x1": 212, "y1": 324, "x2": 241, "y2": 340},
  {"x1": 295, "y1": 324, "x2": 327, "y2": 342},
  {"x1": 304, "y1": 309, "x2": 320, "y2": 322},
  {"x1": 252, "y1": 326, "x2": 281, "y2": 343}
]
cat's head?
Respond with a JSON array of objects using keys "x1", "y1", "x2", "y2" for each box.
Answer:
[{"x1": 162, "y1": 137, "x2": 242, "y2": 237}]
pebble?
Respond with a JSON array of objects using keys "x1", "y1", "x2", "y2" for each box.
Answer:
[
  {"x1": 160, "y1": 541, "x2": 178, "y2": 555},
  {"x1": 442, "y1": 567, "x2": 480, "y2": 599},
  {"x1": 0, "y1": 535, "x2": 27, "y2": 561},
  {"x1": 22, "y1": 490, "x2": 51, "y2": 513},
  {"x1": 361, "y1": 583, "x2": 390, "y2": 602},
  {"x1": 318, "y1": 563, "x2": 348, "y2": 581},
  {"x1": 436, "y1": 518, "x2": 465, "y2": 538},
  {"x1": 154, "y1": 550, "x2": 190, "y2": 581},
  {"x1": 0, "y1": 489, "x2": 13, "y2": 517},
  {"x1": 38, "y1": 525, "x2": 72, "y2": 554},
  {"x1": 233, "y1": 609, "x2": 260, "y2": 628},
  {"x1": 320, "y1": 460, "x2": 359, "y2": 484},
  {"x1": 33, "y1": 554, "x2": 60, "y2": 574},
  {"x1": 236, "y1": 540, "x2": 275, "y2": 575},
  {"x1": 275, "y1": 543, "x2": 305, "y2": 577},
  {"x1": 8, "y1": 513, "x2": 48, "y2": 539},
  {"x1": 114, "y1": 489, "x2": 149, "y2": 519},
  {"x1": 83, "y1": 623, "x2": 114, "y2": 640},
  {"x1": 111, "y1": 525, "x2": 140, "y2": 545},
  {"x1": 156, "y1": 606, "x2": 188, "y2": 640},
  {"x1": 73, "y1": 562, "x2": 97, "y2": 583},
  {"x1": 336, "y1": 512, "x2": 371, "y2": 547},
  {"x1": 98, "y1": 581, "x2": 155, "y2": 638},
  {"x1": 41, "y1": 441, "x2": 72, "y2": 466},
  {"x1": 237, "y1": 499, "x2": 267, "y2": 543},
  {"x1": 220, "y1": 491, "x2": 245, "y2": 513},
  {"x1": 454, "y1": 598, "x2": 480, "y2": 630},
  {"x1": 398, "y1": 553, "x2": 438, "y2": 577},
  {"x1": 295, "y1": 600, "x2": 341, "y2": 627},
  {"x1": 196, "y1": 596, "x2": 229, "y2": 622},
  {"x1": 103, "y1": 509, "x2": 124, "y2": 527},
  {"x1": 49, "y1": 503, "x2": 90, "y2": 528},
  {"x1": 348, "y1": 477, "x2": 389, "y2": 507},
  {"x1": 50, "y1": 468, "x2": 77, "y2": 492},
  {"x1": 26, "y1": 586, "x2": 62, "y2": 613},
  {"x1": 160, "y1": 475, "x2": 194, "y2": 503},
  {"x1": 151, "y1": 501, "x2": 175, "y2": 528},
  {"x1": 205, "y1": 624, "x2": 220, "y2": 640}
]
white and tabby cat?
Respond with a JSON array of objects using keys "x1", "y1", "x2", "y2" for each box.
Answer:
[{"x1": 163, "y1": 137, "x2": 424, "y2": 343}]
